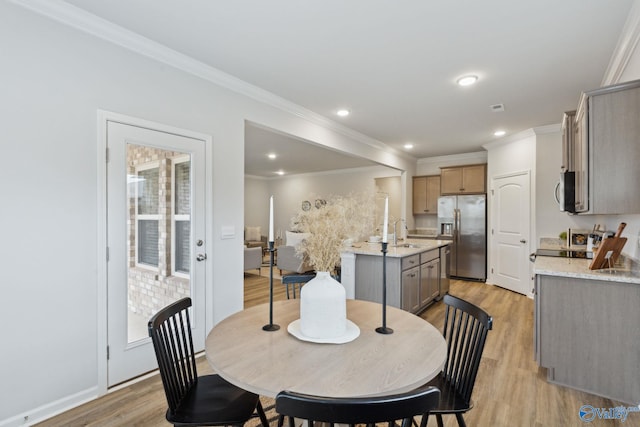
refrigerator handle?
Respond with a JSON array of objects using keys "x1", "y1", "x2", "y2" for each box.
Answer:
[{"x1": 454, "y1": 208, "x2": 460, "y2": 243}]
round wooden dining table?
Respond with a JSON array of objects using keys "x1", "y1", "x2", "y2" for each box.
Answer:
[{"x1": 205, "y1": 299, "x2": 446, "y2": 398}]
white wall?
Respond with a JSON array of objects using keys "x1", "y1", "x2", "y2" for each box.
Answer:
[
  {"x1": 267, "y1": 166, "x2": 400, "y2": 239},
  {"x1": 0, "y1": 3, "x2": 413, "y2": 425},
  {"x1": 375, "y1": 175, "x2": 402, "y2": 236},
  {"x1": 244, "y1": 176, "x2": 271, "y2": 237}
]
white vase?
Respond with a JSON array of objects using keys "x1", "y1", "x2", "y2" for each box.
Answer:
[{"x1": 299, "y1": 271, "x2": 347, "y2": 339}]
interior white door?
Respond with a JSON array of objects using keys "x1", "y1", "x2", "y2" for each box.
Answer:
[
  {"x1": 106, "y1": 120, "x2": 206, "y2": 387},
  {"x1": 492, "y1": 171, "x2": 531, "y2": 295}
]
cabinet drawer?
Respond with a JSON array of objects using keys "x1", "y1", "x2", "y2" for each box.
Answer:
[
  {"x1": 420, "y1": 249, "x2": 439, "y2": 264},
  {"x1": 402, "y1": 255, "x2": 420, "y2": 270}
]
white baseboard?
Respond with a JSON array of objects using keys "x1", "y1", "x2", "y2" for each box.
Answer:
[{"x1": 0, "y1": 386, "x2": 98, "y2": 427}]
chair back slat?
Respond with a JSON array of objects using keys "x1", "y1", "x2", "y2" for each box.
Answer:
[
  {"x1": 148, "y1": 297, "x2": 198, "y2": 414},
  {"x1": 440, "y1": 294, "x2": 493, "y2": 404},
  {"x1": 276, "y1": 385, "x2": 440, "y2": 425}
]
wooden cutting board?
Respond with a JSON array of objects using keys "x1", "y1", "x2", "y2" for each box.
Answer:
[{"x1": 589, "y1": 223, "x2": 627, "y2": 270}]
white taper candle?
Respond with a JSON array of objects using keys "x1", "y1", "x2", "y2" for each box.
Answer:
[
  {"x1": 382, "y1": 196, "x2": 389, "y2": 243},
  {"x1": 269, "y1": 195, "x2": 274, "y2": 242}
]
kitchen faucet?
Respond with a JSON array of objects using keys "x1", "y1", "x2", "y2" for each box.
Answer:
[{"x1": 392, "y1": 219, "x2": 406, "y2": 246}]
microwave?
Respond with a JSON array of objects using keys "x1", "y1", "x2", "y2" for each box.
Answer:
[{"x1": 555, "y1": 171, "x2": 576, "y2": 213}]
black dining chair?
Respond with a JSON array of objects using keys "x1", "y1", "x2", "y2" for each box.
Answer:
[
  {"x1": 419, "y1": 294, "x2": 493, "y2": 427},
  {"x1": 276, "y1": 385, "x2": 440, "y2": 427},
  {"x1": 148, "y1": 297, "x2": 269, "y2": 427}
]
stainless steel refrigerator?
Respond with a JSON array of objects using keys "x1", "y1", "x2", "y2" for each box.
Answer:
[{"x1": 437, "y1": 195, "x2": 486, "y2": 281}]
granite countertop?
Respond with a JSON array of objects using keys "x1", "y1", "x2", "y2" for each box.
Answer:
[
  {"x1": 533, "y1": 247, "x2": 640, "y2": 285},
  {"x1": 343, "y1": 239, "x2": 450, "y2": 258}
]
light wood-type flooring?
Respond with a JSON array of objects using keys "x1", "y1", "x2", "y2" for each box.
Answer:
[{"x1": 35, "y1": 272, "x2": 639, "y2": 426}]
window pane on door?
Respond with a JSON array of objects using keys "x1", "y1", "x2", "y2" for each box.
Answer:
[{"x1": 126, "y1": 144, "x2": 192, "y2": 343}]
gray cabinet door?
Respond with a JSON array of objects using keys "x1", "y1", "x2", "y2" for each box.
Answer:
[
  {"x1": 420, "y1": 259, "x2": 440, "y2": 307},
  {"x1": 589, "y1": 83, "x2": 640, "y2": 214},
  {"x1": 401, "y1": 266, "x2": 420, "y2": 312}
]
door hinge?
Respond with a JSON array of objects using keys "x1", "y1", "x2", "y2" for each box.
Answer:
[
  {"x1": 491, "y1": 267, "x2": 494, "y2": 274},
  {"x1": 106, "y1": 147, "x2": 110, "y2": 163},
  {"x1": 491, "y1": 189, "x2": 494, "y2": 196},
  {"x1": 107, "y1": 346, "x2": 110, "y2": 360}
]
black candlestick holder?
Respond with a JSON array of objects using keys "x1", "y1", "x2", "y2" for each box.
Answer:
[
  {"x1": 263, "y1": 241, "x2": 280, "y2": 331},
  {"x1": 376, "y1": 241, "x2": 393, "y2": 334}
]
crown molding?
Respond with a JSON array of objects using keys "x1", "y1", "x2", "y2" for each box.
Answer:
[
  {"x1": 260, "y1": 164, "x2": 394, "y2": 180},
  {"x1": 482, "y1": 128, "x2": 536, "y2": 150},
  {"x1": 533, "y1": 123, "x2": 561, "y2": 135},
  {"x1": 10, "y1": 0, "x2": 412, "y2": 160},
  {"x1": 481, "y1": 124, "x2": 560, "y2": 151},
  {"x1": 602, "y1": 0, "x2": 640, "y2": 85},
  {"x1": 417, "y1": 151, "x2": 487, "y2": 166}
]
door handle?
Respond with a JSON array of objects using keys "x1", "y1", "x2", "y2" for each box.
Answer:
[
  {"x1": 196, "y1": 253, "x2": 207, "y2": 262},
  {"x1": 554, "y1": 181, "x2": 561, "y2": 205},
  {"x1": 520, "y1": 239, "x2": 527, "y2": 244}
]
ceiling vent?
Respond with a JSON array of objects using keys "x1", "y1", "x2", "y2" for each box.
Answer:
[{"x1": 490, "y1": 103, "x2": 505, "y2": 112}]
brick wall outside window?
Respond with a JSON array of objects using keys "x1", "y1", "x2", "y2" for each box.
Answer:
[{"x1": 127, "y1": 144, "x2": 190, "y2": 319}]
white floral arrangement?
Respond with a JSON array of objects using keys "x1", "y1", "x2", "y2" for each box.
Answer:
[{"x1": 291, "y1": 192, "x2": 375, "y2": 272}]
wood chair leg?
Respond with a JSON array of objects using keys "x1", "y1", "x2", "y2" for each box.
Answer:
[{"x1": 436, "y1": 414, "x2": 444, "y2": 427}]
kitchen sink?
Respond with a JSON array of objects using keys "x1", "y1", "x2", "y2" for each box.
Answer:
[{"x1": 393, "y1": 243, "x2": 423, "y2": 248}]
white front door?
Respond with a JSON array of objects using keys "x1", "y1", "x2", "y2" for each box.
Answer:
[
  {"x1": 491, "y1": 171, "x2": 531, "y2": 295},
  {"x1": 106, "y1": 120, "x2": 207, "y2": 387}
]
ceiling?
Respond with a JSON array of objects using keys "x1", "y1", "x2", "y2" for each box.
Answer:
[
  {"x1": 245, "y1": 124, "x2": 379, "y2": 176},
  {"x1": 61, "y1": 0, "x2": 635, "y2": 176}
]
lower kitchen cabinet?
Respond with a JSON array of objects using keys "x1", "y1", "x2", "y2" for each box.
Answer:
[
  {"x1": 420, "y1": 258, "x2": 440, "y2": 307},
  {"x1": 355, "y1": 247, "x2": 445, "y2": 314},
  {"x1": 535, "y1": 273, "x2": 640, "y2": 403},
  {"x1": 401, "y1": 266, "x2": 420, "y2": 312}
]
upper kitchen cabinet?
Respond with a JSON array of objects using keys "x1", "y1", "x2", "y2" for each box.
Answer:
[
  {"x1": 572, "y1": 79, "x2": 640, "y2": 214},
  {"x1": 413, "y1": 175, "x2": 440, "y2": 214},
  {"x1": 440, "y1": 164, "x2": 486, "y2": 195},
  {"x1": 561, "y1": 110, "x2": 576, "y2": 172}
]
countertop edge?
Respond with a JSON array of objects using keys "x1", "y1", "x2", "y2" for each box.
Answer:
[
  {"x1": 343, "y1": 239, "x2": 451, "y2": 258},
  {"x1": 533, "y1": 255, "x2": 640, "y2": 284}
]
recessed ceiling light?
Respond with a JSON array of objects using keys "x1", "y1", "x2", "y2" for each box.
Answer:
[
  {"x1": 404, "y1": 143, "x2": 414, "y2": 149},
  {"x1": 457, "y1": 75, "x2": 478, "y2": 86},
  {"x1": 267, "y1": 153, "x2": 277, "y2": 160},
  {"x1": 336, "y1": 109, "x2": 350, "y2": 117},
  {"x1": 276, "y1": 170, "x2": 285, "y2": 176},
  {"x1": 494, "y1": 130, "x2": 506, "y2": 137}
]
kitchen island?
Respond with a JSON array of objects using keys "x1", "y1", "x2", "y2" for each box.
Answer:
[
  {"x1": 533, "y1": 254, "x2": 640, "y2": 404},
  {"x1": 340, "y1": 239, "x2": 451, "y2": 314}
]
